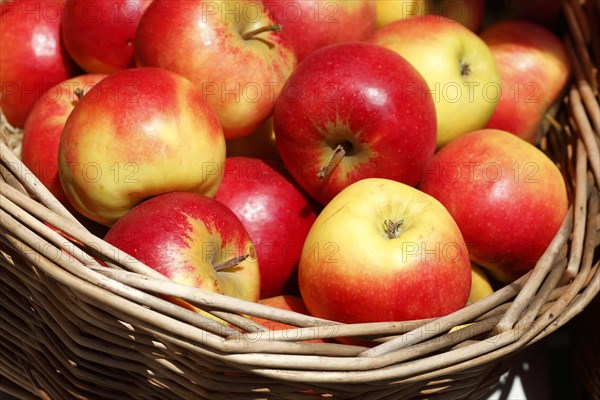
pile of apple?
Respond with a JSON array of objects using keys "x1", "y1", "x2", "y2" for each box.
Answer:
[{"x1": 1, "y1": 0, "x2": 571, "y2": 333}]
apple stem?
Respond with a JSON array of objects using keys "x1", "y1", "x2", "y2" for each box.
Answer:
[
  {"x1": 213, "y1": 253, "x2": 251, "y2": 272},
  {"x1": 384, "y1": 219, "x2": 404, "y2": 239},
  {"x1": 74, "y1": 88, "x2": 84, "y2": 99},
  {"x1": 317, "y1": 144, "x2": 348, "y2": 179},
  {"x1": 241, "y1": 24, "x2": 283, "y2": 40},
  {"x1": 71, "y1": 88, "x2": 85, "y2": 107},
  {"x1": 460, "y1": 61, "x2": 471, "y2": 77}
]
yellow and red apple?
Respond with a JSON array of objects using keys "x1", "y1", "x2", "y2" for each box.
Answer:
[
  {"x1": 58, "y1": 67, "x2": 225, "y2": 226},
  {"x1": 104, "y1": 191, "x2": 261, "y2": 303},
  {"x1": 299, "y1": 178, "x2": 472, "y2": 324},
  {"x1": 135, "y1": 0, "x2": 297, "y2": 139}
]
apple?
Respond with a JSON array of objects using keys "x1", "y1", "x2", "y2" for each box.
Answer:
[
  {"x1": 21, "y1": 74, "x2": 107, "y2": 206},
  {"x1": 225, "y1": 117, "x2": 280, "y2": 162},
  {"x1": 368, "y1": 14, "x2": 501, "y2": 148},
  {"x1": 104, "y1": 191, "x2": 260, "y2": 303},
  {"x1": 480, "y1": 20, "x2": 571, "y2": 144},
  {"x1": 375, "y1": 0, "x2": 430, "y2": 28},
  {"x1": 215, "y1": 157, "x2": 318, "y2": 298},
  {"x1": 298, "y1": 178, "x2": 471, "y2": 324},
  {"x1": 134, "y1": 0, "x2": 297, "y2": 139},
  {"x1": 418, "y1": 129, "x2": 569, "y2": 283},
  {"x1": 58, "y1": 67, "x2": 226, "y2": 226},
  {"x1": 249, "y1": 295, "x2": 327, "y2": 342},
  {"x1": 273, "y1": 41, "x2": 437, "y2": 205},
  {"x1": 61, "y1": 0, "x2": 153, "y2": 74},
  {"x1": 0, "y1": 0, "x2": 78, "y2": 127},
  {"x1": 264, "y1": 0, "x2": 377, "y2": 61},
  {"x1": 468, "y1": 264, "x2": 493, "y2": 304}
]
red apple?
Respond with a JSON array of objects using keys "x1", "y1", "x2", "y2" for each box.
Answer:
[
  {"x1": 273, "y1": 41, "x2": 437, "y2": 205},
  {"x1": 58, "y1": 67, "x2": 226, "y2": 226},
  {"x1": 104, "y1": 192, "x2": 261, "y2": 302},
  {"x1": 61, "y1": 0, "x2": 153, "y2": 74},
  {"x1": 263, "y1": 0, "x2": 377, "y2": 61},
  {"x1": 250, "y1": 295, "x2": 327, "y2": 342},
  {"x1": 134, "y1": 0, "x2": 297, "y2": 139},
  {"x1": 0, "y1": 0, "x2": 78, "y2": 127},
  {"x1": 299, "y1": 178, "x2": 471, "y2": 324},
  {"x1": 480, "y1": 20, "x2": 571, "y2": 144},
  {"x1": 214, "y1": 157, "x2": 318, "y2": 298},
  {"x1": 418, "y1": 129, "x2": 569, "y2": 282},
  {"x1": 21, "y1": 73, "x2": 107, "y2": 206}
]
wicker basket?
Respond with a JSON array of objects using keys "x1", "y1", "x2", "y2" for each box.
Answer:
[{"x1": 1, "y1": 1, "x2": 599, "y2": 399}]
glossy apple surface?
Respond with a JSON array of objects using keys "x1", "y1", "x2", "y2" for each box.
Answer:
[
  {"x1": 368, "y1": 14, "x2": 501, "y2": 147},
  {"x1": 61, "y1": 0, "x2": 153, "y2": 73},
  {"x1": 135, "y1": 0, "x2": 296, "y2": 138},
  {"x1": 299, "y1": 178, "x2": 471, "y2": 324},
  {"x1": 419, "y1": 129, "x2": 569, "y2": 282},
  {"x1": 104, "y1": 191, "x2": 260, "y2": 302},
  {"x1": 215, "y1": 157, "x2": 317, "y2": 298},
  {"x1": 21, "y1": 74, "x2": 107, "y2": 206},
  {"x1": 274, "y1": 41, "x2": 437, "y2": 205},
  {"x1": 0, "y1": 0, "x2": 78, "y2": 127},
  {"x1": 264, "y1": 0, "x2": 377, "y2": 61},
  {"x1": 480, "y1": 20, "x2": 571, "y2": 144},
  {"x1": 58, "y1": 67, "x2": 225, "y2": 226}
]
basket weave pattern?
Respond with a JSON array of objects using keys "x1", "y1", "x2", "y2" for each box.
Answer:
[{"x1": 1, "y1": 1, "x2": 599, "y2": 399}]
